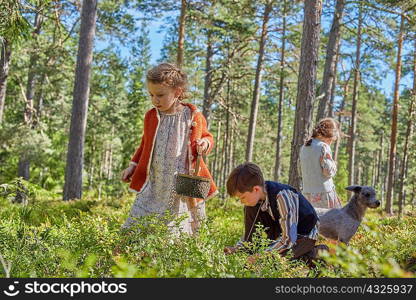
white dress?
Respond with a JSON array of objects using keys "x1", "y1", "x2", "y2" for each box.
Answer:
[
  {"x1": 122, "y1": 106, "x2": 206, "y2": 235},
  {"x1": 303, "y1": 141, "x2": 342, "y2": 209}
]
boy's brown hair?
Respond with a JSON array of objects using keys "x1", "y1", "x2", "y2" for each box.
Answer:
[{"x1": 226, "y1": 162, "x2": 265, "y2": 196}]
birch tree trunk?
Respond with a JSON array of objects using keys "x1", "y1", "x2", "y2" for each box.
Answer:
[
  {"x1": 386, "y1": 14, "x2": 405, "y2": 214},
  {"x1": 63, "y1": 0, "x2": 97, "y2": 200},
  {"x1": 316, "y1": 0, "x2": 345, "y2": 121},
  {"x1": 246, "y1": 2, "x2": 272, "y2": 162},
  {"x1": 288, "y1": 0, "x2": 323, "y2": 190}
]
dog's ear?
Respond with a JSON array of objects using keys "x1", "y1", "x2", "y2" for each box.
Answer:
[{"x1": 346, "y1": 185, "x2": 362, "y2": 193}]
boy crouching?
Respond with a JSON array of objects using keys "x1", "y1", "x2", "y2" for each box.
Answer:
[{"x1": 224, "y1": 162, "x2": 328, "y2": 263}]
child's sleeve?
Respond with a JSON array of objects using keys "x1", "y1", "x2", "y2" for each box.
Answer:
[
  {"x1": 130, "y1": 133, "x2": 145, "y2": 165},
  {"x1": 198, "y1": 112, "x2": 214, "y2": 155},
  {"x1": 320, "y1": 143, "x2": 337, "y2": 178},
  {"x1": 130, "y1": 111, "x2": 149, "y2": 165},
  {"x1": 266, "y1": 190, "x2": 299, "y2": 252}
]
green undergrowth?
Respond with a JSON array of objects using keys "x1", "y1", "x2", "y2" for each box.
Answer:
[{"x1": 0, "y1": 182, "x2": 415, "y2": 278}]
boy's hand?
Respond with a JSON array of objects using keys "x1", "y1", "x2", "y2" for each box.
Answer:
[
  {"x1": 121, "y1": 165, "x2": 136, "y2": 182},
  {"x1": 224, "y1": 246, "x2": 238, "y2": 255},
  {"x1": 196, "y1": 138, "x2": 209, "y2": 155}
]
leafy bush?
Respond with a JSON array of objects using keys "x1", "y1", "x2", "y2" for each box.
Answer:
[{"x1": 0, "y1": 192, "x2": 415, "y2": 278}]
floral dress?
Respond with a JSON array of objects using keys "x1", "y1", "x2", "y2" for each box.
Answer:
[
  {"x1": 122, "y1": 106, "x2": 205, "y2": 235},
  {"x1": 303, "y1": 142, "x2": 342, "y2": 209}
]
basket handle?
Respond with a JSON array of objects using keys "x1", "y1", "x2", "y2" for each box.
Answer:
[{"x1": 194, "y1": 154, "x2": 202, "y2": 176}]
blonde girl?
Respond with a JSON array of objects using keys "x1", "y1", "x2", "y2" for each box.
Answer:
[{"x1": 121, "y1": 63, "x2": 218, "y2": 234}]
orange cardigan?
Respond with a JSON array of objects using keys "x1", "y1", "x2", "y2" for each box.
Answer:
[{"x1": 128, "y1": 102, "x2": 218, "y2": 202}]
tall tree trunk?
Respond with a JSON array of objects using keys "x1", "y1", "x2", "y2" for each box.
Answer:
[
  {"x1": 398, "y1": 37, "x2": 415, "y2": 216},
  {"x1": 333, "y1": 71, "x2": 351, "y2": 162},
  {"x1": 224, "y1": 100, "x2": 230, "y2": 183},
  {"x1": 228, "y1": 122, "x2": 234, "y2": 176},
  {"x1": 108, "y1": 126, "x2": 115, "y2": 180},
  {"x1": 18, "y1": 12, "x2": 43, "y2": 180},
  {"x1": 213, "y1": 120, "x2": 221, "y2": 179},
  {"x1": 202, "y1": 30, "x2": 213, "y2": 126},
  {"x1": 274, "y1": 0, "x2": 287, "y2": 181},
  {"x1": 288, "y1": 0, "x2": 323, "y2": 190},
  {"x1": 88, "y1": 137, "x2": 96, "y2": 190},
  {"x1": 0, "y1": 38, "x2": 11, "y2": 124},
  {"x1": 316, "y1": 0, "x2": 345, "y2": 121},
  {"x1": 347, "y1": 3, "x2": 362, "y2": 187},
  {"x1": 63, "y1": 0, "x2": 97, "y2": 200},
  {"x1": 225, "y1": 78, "x2": 233, "y2": 178},
  {"x1": 33, "y1": 72, "x2": 47, "y2": 127},
  {"x1": 376, "y1": 132, "x2": 383, "y2": 190},
  {"x1": 246, "y1": 2, "x2": 273, "y2": 162},
  {"x1": 328, "y1": 42, "x2": 341, "y2": 118},
  {"x1": 220, "y1": 124, "x2": 227, "y2": 198},
  {"x1": 372, "y1": 150, "x2": 377, "y2": 187},
  {"x1": 381, "y1": 139, "x2": 390, "y2": 203},
  {"x1": 232, "y1": 124, "x2": 237, "y2": 170},
  {"x1": 357, "y1": 162, "x2": 362, "y2": 185},
  {"x1": 386, "y1": 14, "x2": 405, "y2": 214},
  {"x1": 176, "y1": 0, "x2": 186, "y2": 67}
]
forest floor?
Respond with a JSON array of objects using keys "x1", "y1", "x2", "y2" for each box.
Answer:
[{"x1": 0, "y1": 184, "x2": 415, "y2": 278}]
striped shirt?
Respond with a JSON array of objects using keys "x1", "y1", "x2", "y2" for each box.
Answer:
[
  {"x1": 266, "y1": 189, "x2": 318, "y2": 252},
  {"x1": 236, "y1": 189, "x2": 319, "y2": 252}
]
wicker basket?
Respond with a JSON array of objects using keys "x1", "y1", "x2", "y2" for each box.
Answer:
[{"x1": 175, "y1": 154, "x2": 210, "y2": 199}]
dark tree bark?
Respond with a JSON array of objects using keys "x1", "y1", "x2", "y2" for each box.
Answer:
[
  {"x1": 316, "y1": 0, "x2": 345, "y2": 121},
  {"x1": 347, "y1": 3, "x2": 362, "y2": 187},
  {"x1": 398, "y1": 36, "x2": 415, "y2": 216},
  {"x1": 376, "y1": 132, "x2": 384, "y2": 192},
  {"x1": 288, "y1": 0, "x2": 323, "y2": 190},
  {"x1": 63, "y1": 0, "x2": 97, "y2": 200},
  {"x1": 274, "y1": 0, "x2": 287, "y2": 181},
  {"x1": 224, "y1": 91, "x2": 230, "y2": 182},
  {"x1": 220, "y1": 122, "x2": 227, "y2": 198},
  {"x1": 176, "y1": 0, "x2": 186, "y2": 67},
  {"x1": 386, "y1": 14, "x2": 405, "y2": 214},
  {"x1": 328, "y1": 41, "x2": 341, "y2": 118},
  {"x1": 333, "y1": 71, "x2": 351, "y2": 162},
  {"x1": 246, "y1": 2, "x2": 273, "y2": 162},
  {"x1": 212, "y1": 120, "x2": 221, "y2": 179},
  {"x1": 357, "y1": 162, "x2": 362, "y2": 185},
  {"x1": 202, "y1": 30, "x2": 214, "y2": 126},
  {"x1": 372, "y1": 150, "x2": 377, "y2": 187},
  {"x1": 228, "y1": 122, "x2": 234, "y2": 177},
  {"x1": 33, "y1": 72, "x2": 47, "y2": 126},
  {"x1": 0, "y1": 38, "x2": 11, "y2": 124},
  {"x1": 225, "y1": 78, "x2": 233, "y2": 179}
]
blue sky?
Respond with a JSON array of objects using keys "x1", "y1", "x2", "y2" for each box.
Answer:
[
  {"x1": 144, "y1": 21, "x2": 164, "y2": 64},
  {"x1": 95, "y1": 12, "x2": 413, "y2": 102}
]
